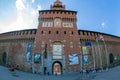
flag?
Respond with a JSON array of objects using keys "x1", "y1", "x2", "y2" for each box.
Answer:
[
  {"x1": 94, "y1": 36, "x2": 98, "y2": 43},
  {"x1": 99, "y1": 35, "x2": 104, "y2": 41}
]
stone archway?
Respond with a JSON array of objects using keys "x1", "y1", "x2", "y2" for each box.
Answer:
[
  {"x1": 52, "y1": 61, "x2": 62, "y2": 75},
  {"x1": 2, "y1": 52, "x2": 7, "y2": 65},
  {"x1": 109, "y1": 53, "x2": 114, "y2": 64}
]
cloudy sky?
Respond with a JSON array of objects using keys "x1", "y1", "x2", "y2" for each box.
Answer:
[{"x1": 0, "y1": 0, "x2": 120, "y2": 36}]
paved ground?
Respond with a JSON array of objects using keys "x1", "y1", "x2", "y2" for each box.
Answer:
[
  {"x1": 92, "y1": 66, "x2": 120, "y2": 80},
  {"x1": 0, "y1": 65, "x2": 120, "y2": 80},
  {"x1": 0, "y1": 65, "x2": 83, "y2": 80}
]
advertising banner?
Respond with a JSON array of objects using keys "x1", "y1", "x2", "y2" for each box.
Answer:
[
  {"x1": 82, "y1": 46, "x2": 88, "y2": 65},
  {"x1": 83, "y1": 54, "x2": 88, "y2": 65},
  {"x1": 69, "y1": 54, "x2": 79, "y2": 65},
  {"x1": 82, "y1": 46, "x2": 88, "y2": 54},
  {"x1": 34, "y1": 54, "x2": 41, "y2": 63},
  {"x1": 26, "y1": 43, "x2": 32, "y2": 62}
]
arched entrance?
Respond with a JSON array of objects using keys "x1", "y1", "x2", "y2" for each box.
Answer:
[
  {"x1": 109, "y1": 53, "x2": 114, "y2": 64},
  {"x1": 52, "y1": 61, "x2": 62, "y2": 75},
  {"x1": 2, "y1": 52, "x2": 7, "y2": 65}
]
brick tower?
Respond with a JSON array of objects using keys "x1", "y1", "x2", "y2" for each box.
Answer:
[{"x1": 34, "y1": 0, "x2": 81, "y2": 74}]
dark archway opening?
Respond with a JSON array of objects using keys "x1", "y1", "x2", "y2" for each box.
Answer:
[
  {"x1": 52, "y1": 61, "x2": 62, "y2": 75},
  {"x1": 109, "y1": 53, "x2": 114, "y2": 64},
  {"x1": 2, "y1": 52, "x2": 7, "y2": 65}
]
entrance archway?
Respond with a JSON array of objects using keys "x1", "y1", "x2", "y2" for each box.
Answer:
[
  {"x1": 52, "y1": 61, "x2": 62, "y2": 75},
  {"x1": 109, "y1": 53, "x2": 114, "y2": 64},
  {"x1": 2, "y1": 52, "x2": 7, "y2": 65}
]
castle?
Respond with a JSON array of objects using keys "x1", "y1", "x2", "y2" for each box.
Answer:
[{"x1": 0, "y1": 0, "x2": 120, "y2": 75}]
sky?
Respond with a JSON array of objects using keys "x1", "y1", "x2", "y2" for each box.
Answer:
[{"x1": 0, "y1": 0, "x2": 120, "y2": 37}]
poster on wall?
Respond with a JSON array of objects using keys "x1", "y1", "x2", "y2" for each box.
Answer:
[
  {"x1": 34, "y1": 54, "x2": 41, "y2": 63},
  {"x1": 26, "y1": 43, "x2": 32, "y2": 62},
  {"x1": 82, "y1": 46, "x2": 88, "y2": 65},
  {"x1": 53, "y1": 44, "x2": 62, "y2": 59},
  {"x1": 82, "y1": 46, "x2": 88, "y2": 54},
  {"x1": 83, "y1": 54, "x2": 88, "y2": 65},
  {"x1": 69, "y1": 54, "x2": 79, "y2": 65}
]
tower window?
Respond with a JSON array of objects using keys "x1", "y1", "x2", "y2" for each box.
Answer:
[
  {"x1": 64, "y1": 31, "x2": 66, "y2": 34},
  {"x1": 56, "y1": 31, "x2": 59, "y2": 34},
  {"x1": 41, "y1": 31, "x2": 44, "y2": 34},
  {"x1": 71, "y1": 31, "x2": 74, "y2": 35},
  {"x1": 49, "y1": 31, "x2": 51, "y2": 34}
]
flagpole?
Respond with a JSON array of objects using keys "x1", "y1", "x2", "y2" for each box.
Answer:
[
  {"x1": 103, "y1": 39, "x2": 109, "y2": 70},
  {"x1": 91, "y1": 42, "x2": 96, "y2": 72},
  {"x1": 96, "y1": 37, "x2": 103, "y2": 71},
  {"x1": 80, "y1": 41, "x2": 83, "y2": 72},
  {"x1": 99, "y1": 35, "x2": 109, "y2": 70}
]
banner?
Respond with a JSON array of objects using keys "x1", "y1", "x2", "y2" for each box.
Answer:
[
  {"x1": 94, "y1": 36, "x2": 98, "y2": 43},
  {"x1": 34, "y1": 54, "x2": 41, "y2": 63},
  {"x1": 85, "y1": 42, "x2": 92, "y2": 46},
  {"x1": 82, "y1": 46, "x2": 88, "y2": 65},
  {"x1": 82, "y1": 46, "x2": 88, "y2": 54},
  {"x1": 26, "y1": 43, "x2": 32, "y2": 62},
  {"x1": 83, "y1": 54, "x2": 88, "y2": 65},
  {"x1": 69, "y1": 54, "x2": 79, "y2": 65}
]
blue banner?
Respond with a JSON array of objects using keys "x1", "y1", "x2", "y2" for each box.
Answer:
[
  {"x1": 26, "y1": 43, "x2": 32, "y2": 62},
  {"x1": 34, "y1": 54, "x2": 41, "y2": 63},
  {"x1": 69, "y1": 54, "x2": 79, "y2": 65},
  {"x1": 85, "y1": 42, "x2": 92, "y2": 46},
  {"x1": 83, "y1": 54, "x2": 88, "y2": 65}
]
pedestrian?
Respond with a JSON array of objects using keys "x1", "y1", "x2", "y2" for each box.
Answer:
[
  {"x1": 47, "y1": 72, "x2": 49, "y2": 75},
  {"x1": 55, "y1": 72, "x2": 57, "y2": 76},
  {"x1": 9, "y1": 65, "x2": 15, "y2": 75}
]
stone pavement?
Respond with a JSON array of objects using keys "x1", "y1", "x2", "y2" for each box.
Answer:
[
  {"x1": 0, "y1": 65, "x2": 120, "y2": 80},
  {"x1": 92, "y1": 66, "x2": 120, "y2": 80},
  {"x1": 0, "y1": 65, "x2": 83, "y2": 80}
]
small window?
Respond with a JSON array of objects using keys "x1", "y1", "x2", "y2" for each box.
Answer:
[
  {"x1": 56, "y1": 31, "x2": 59, "y2": 34},
  {"x1": 64, "y1": 31, "x2": 66, "y2": 34},
  {"x1": 71, "y1": 31, "x2": 74, "y2": 35},
  {"x1": 41, "y1": 31, "x2": 44, "y2": 34},
  {"x1": 49, "y1": 31, "x2": 51, "y2": 34}
]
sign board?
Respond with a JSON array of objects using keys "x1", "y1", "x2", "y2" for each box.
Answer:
[
  {"x1": 69, "y1": 54, "x2": 79, "y2": 65},
  {"x1": 82, "y1": 46, "x2": 88, "y2": 54},
  {"x1": 83, "y1": 54, "x2": 88, "y2": 65},
  {"x1": 82, "y1": 46, "x2": 88, "y2": 65}
]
